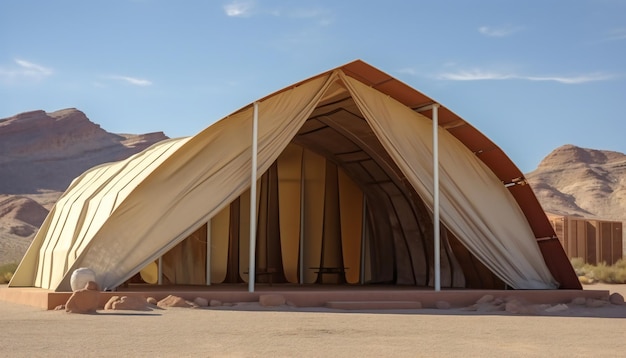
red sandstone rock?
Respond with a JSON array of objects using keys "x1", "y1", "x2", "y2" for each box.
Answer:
[
  {"x1": 104, "y1": 296, "x2": 120, "y2": 310},
  {"x1": 111, "y1": 296, "x2": 149, "y2": 311},
  {"x1": 157, "y1": 295, "x2": 193, "y2": 308},
  {"x1": 65, "y1": 281, "x2": 99, "y2": 314}
]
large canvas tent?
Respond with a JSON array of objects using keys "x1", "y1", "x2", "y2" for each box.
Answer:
[{"x1": 10, "y1": 60, "x2": 580, "y2": 292}]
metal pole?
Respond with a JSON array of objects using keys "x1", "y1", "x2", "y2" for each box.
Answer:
[
  {"x1": 433, "y1": 104, "x2": 441, "y2": 291},
  {"x1": 157, "y1": 256, "x2": 163, "y2": 285},
  {"x1": 299, "y1": 161, "x2": 305, "y2": 284},
  {"x1": 249, "y1": 102, "x2": 259, "y2": 293},
  {"x1": 360, "y1": 197, "x2": 367, "y2": 285},
  {"x1": 206, "y1": 221, "x2": 211, "y2": 286}
]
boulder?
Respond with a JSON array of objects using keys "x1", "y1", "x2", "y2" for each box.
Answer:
[
  {"x1": 146, "y1": 297, "x2": 158, "y2": 305},
  {"x1": 104, "y1": 296, "x2": 120, "y2": 310},
  {"x1": 194, "y1": 297, "x2": 209, "y2": 307},
  {"x1": 259, "y1": 294, "x2": 286, "y2": 307},
  {"x1": 70, "y1": 268, "x2": 96, "y2": 292},
  {"x1": 476, "y1": 302, "x2": 505, "y2": 313},
  {"x1": 65, "y1": 281, "x2": 99, "y2": 314},
  {"x1": 609, "y1": 293, "x2": 624, "y2": 305},
  {"x1": 544, "y1": 304, "x2": 569, "y2": 313},
  {"x1": 209, "y1": 299, "x2": 222, "y2": 307},
  {"x1": 586, "y1": 298, "x2": 609, "y2": 308},
  {"x1": 109, "y1": 296, "x2": 149, "y2": 311},
  {"x1": 157, "y1": 295, "x2": 193, "y2": 308}
]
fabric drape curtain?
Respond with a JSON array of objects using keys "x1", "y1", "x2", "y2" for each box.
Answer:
[
  {"x1": 11, "y1": 138, "x2": 190, "y2": 289},
  {"x1": 50, "y1": 72, "x2": 338, "y2": 291},
  {"x1": 340, "y1": 73, "x2": 558, "y2": 289}
]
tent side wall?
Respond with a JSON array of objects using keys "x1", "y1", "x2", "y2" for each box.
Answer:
[{"x1": 54, "y1": 73, "x2": 339, "y2": 291}]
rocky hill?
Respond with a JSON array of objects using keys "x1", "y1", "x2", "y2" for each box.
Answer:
[
  {"x1": 526, "y1": 144, "x2": 626, "y2": 222},
  {"x1": 0, "y1": 109, "x2": 168, "y2": 264}
]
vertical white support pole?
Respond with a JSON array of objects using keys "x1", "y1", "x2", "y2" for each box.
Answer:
[
  {"x1": 206, "y1": 221, "x2": 211, "y2": 286},
  {"x1": 299, "y1": 164, "x2": 305, "y2": 284},
  {"x1": 249, "y1": 102, "x2": 259, "y2": 293},
  {"x1": 360, "y1": 197, "x2": 367, "y2": 285},
  {"x1": 157, "y1": 256, "x2": 163, "y2": 285},
  {"x1": 432, "y1": 104, "x2": 441, "y2": 291}
]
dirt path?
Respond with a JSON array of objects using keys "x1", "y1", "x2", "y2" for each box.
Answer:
[{"x1": 1, "y1": 284, "x2": 624, "y2": 357}]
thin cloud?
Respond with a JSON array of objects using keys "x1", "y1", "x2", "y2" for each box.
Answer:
[
  {"x1": 109, "y1": 75, "x2": 153, "y2": 86},
  {"x1": 605, "y1": 27, "x2": 626, "y2": 41},
  {"x1": 438, "y1": 69, "x2": 616, "y2": 84},
  {"x1": 478, "y1": 25, "x2": 522, "y2": 38},
  {"x1": 397, "y1": 67, "x2": 418, "y2": 76},
  {"x1": 285, "y1": 8, "x2": 334, "y2": 26},
  {"x1": 223, "y1": 0, "x2": 255, "y2": 17},
  {"x1": 0, "y1": 58, "x2": 53, "y2": 82}
]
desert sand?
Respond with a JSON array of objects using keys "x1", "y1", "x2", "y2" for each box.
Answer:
[{"x1": 0, "y1": 284, "x2": 625, "y2": 357}]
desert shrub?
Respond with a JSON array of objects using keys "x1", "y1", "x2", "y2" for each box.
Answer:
[
  {"x1": 571, "y1": 258, "x2": 626, "y2": 284},
  {"x1": 570, "y1": 257, "x2": 586, "y2": 276},
  {"x1": 0, "y1": 263, "x2": 18, "y2": 284}
]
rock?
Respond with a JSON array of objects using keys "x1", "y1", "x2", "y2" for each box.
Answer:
[
  {"x1": 146, "y1": 297, "x2": 158, "y2": 305},
  {"x1": 435, "y1": 300, "x2": 450, "y2": 309},
  {"x1": 157, "y1": 295, "x2": 193, "y2": 308},
  {"x1": 609, "y1": 293, "x2": 624, "y2": 305},
  {"x1": 586, "y1": 298, "x2": 609, "y2": 308},
  {"x1": 104, "y1": 296, "x2": 120, "y2": 310},
  {"x1": 194, "y1": 297, "x2": 209, "y2": 307},
  {"x1": 259, "y1": 294, "x2": 286, "y2": 307},
  {"x1": 476, "y1": 295, "x2": 494, "y2": 304},
  {"x1": 65, "y1": 281, "x2": 99, "y2": 314},
  {"x1": 209, "y1": 299, "x2": 222, "y2": 307},
  {"x1": 570, "y1": 297, "x2": 586, "y2": 305},
  {"x1": 505, "y1": 300, "x2": 523, "y2": 314},
  {"x1": 544, "y1": 304, "x2": 569, "y2": 313},
  {"x1": 111, "y1": 296, "x2": 149, "y2": 311},
  {"x1": 70, "y1": 268, "x2": 96, "y2": 292},
  {"x1": 476, "y1": 302, "x2": 505, "y2": 313}
]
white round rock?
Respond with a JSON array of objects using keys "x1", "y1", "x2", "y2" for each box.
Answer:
[{"x1": 70, "y1": 267, "x2": 96, "y2": 292}]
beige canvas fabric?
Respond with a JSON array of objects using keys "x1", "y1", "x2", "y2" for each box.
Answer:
[
  {"x1": 11, "y1": 68, "x2": 558, "y2": 291},
  {"x1": 10, "y1": 138, "x2": 191, "y2": 288},
  {"x1": 14, "y1": 73, "x2": 337, "y2": 291},
  {"x1": 341, "y1": 74, "x2": 557, "y2": 289}
]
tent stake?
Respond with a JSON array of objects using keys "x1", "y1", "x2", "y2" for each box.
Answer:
[
  {"x1": 249, "y1": 102, "x2": 259, "y2": 293},
  {"x1": 433, "y1": 103, "x2": 441, "y2": 291}
]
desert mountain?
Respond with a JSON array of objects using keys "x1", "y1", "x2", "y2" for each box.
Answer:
[
  {"x1": 0, "y1": 109, "x2": 168, "y2": 264},
  {"x1": 526, "y1": 144, "x2": 626, "y2": 222},
  {"x1": 0, "y1": 108, "x2": 167, "y2": 194}
]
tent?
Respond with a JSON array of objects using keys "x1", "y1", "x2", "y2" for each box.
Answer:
[{"x1": 10, "y1": 60, "x2": 580, "y2": 292}]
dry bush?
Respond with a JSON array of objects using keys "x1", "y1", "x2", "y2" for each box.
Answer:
[
  {"x1": 0, "y1": 263, "x2": 18, "y2": 284},
  {"x1": 572, "y1": 258, "x2": 626, "y2": 284}
]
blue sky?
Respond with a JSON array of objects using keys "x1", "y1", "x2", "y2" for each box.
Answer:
[{"x1": 1, "y1": 0, "x2": 625, "y2": 172}]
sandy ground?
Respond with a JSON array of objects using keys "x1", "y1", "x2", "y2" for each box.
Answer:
[{"x1": 0, "y1": 284, "x2": 625, "y2": 357}]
